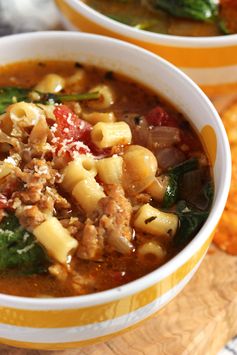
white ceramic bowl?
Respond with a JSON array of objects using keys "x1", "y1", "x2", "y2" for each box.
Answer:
[
  {"x1": 0, "y1": 31, "x2": 231, "y2": 350},
  {"x1": 55, "y1": 0, "x2": 237, "y2": 96}
]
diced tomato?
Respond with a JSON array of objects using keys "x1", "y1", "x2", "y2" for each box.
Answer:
[
  {"x1": 53, "y1": 105, "x2": 112, "y2": 159},
  {"x1": 72, "y1": 117, "x2": 111, "y2": 158},
  {"x1": 146, "y1": 106, "x2": 178, "y2": 127},
  {"x1": 53, "y1": 105, "x2": 92, "y2": 158},
  {"x1": 54, "y1": 105, "x2": 92, "y2": 141},
  {"x1": 54, "y1": 140, "x2": 90, "y2": 159},
  {"x1": 57, "y1": 144, "x2": 90, "y2": 160}
]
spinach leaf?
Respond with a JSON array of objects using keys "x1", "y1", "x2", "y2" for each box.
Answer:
[
  {"x1": 169, "y1": 157, "x2": 198, "y2": 176},
  {"x1": 174, "y1": 200, "x2": 209, "y2": 246},
  {"x1": 163, "y1": 174, "x2": 178, "y2": 209},
  {"x1": 163, "y1": 158, "x2": 198, "y2": 208},
  {"x1": 0, "y1": 214, "x2": 49, "y2": 274},
  {"x1": 0, "y1": 87, "x2": 29, "y2": 114},
  {"x1": 38, "y1": 91, "x2": 100, "y2": 105},
  {"x1": 149, "y1": 0, "x2": 218, "y2": 21},
  {"x1": 108, "y1": 14, "x2": 161, "y2": 30},
  {"x1": 0, "y1": 86, "x2": 100, "y2": 114}
]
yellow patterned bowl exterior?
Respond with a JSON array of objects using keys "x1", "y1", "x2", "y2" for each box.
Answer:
[
  {"x1": 55, "y1": 0, "x2": 237, "y2": 96},
  {"x1": 0, "y1": 32, "x2": 231, "y2": 350}
]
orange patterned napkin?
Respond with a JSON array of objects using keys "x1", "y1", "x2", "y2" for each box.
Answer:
[{"x1": 214, "y1": 103, "x2": 237, "y2": 254}]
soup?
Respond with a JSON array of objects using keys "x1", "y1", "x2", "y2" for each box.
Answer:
[
  {"x1": 0, "y1": 61, "x2": 213, "y2": 297},
  {"x1": 84, "y1": 0, "x2": 237, "y2": 36}
]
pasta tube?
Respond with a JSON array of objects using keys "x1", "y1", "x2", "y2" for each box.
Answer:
[
  {"x1": 88, "y1": 84, "x2": 114, "y2": 109},
  {"x1": 138, "y1": 241, "x2": 166, "y2": 260},
  {"x1": 97, "y1": 155, "x2": 123, "y2": 184},
  {"x1": 146, "y1": 176, "x2": 169, "y2": 202},
  {"x1": 66, "y1": 69, "x2": 87, "y2": 89},
  {"x1": 134, "y1": 204, "x2": 178, "y2": 237},
  {"x1": 33, "y1": 217, "x2": 78, "y2": 264},
  {"x1": 72, "y1": 177, "x2": 105, "y2": 214},
  {"x1": 9, "y1": 102, "x2": 44, "y2": 128},
  {"x1": 83, "y1": 112, "x2": 116, "y2": 125},
  {"x1": 34, "y1": 74, "x2": 65, "y2": 93},
  {"x1": 91, "y1": 121, "x2": 132, "y2": 149},
  {"x1": 62, "y1": 156, "x2": 97, "y2": 193},
  {"x1": 123, "y1": 145, "x2": 158, "y2": 193}
]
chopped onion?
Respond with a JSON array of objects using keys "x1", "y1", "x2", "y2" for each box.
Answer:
[
  {"x1": 180, "y1": 169, "x2": 202, "y2": 201},
  {"x1": 148, "y1": 126, "x2": 180, "y2": 148},
  {"x1": 122, "y1": 113, "x2": 150, "y2": 146},
  {"x1": 156, "y1": 147, "x2": 186, "y2": 170},
  {"x1": 0, "y1": 130, "x2": 21, "y2": 149}
]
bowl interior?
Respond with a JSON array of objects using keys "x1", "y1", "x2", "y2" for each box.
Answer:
[
  {"x1": 0, "y1": 32, "x2": 231, "y2": 307},
  {"x1": 0, "y1": 31, "x2": 226, "y2": 182},
  {"x1": 72, "y1": 0, "x2": 237, "y2": 46}
]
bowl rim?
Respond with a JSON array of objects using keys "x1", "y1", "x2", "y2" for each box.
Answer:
[
  {"x1": 67, "y1": 0, "x2": 237, "y2": 47},
  {"x1": 0, "y1": 31, "x2": 231, "y2": 309}
]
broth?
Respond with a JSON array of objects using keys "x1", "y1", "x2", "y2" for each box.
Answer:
[
  {"x1": 84, "y1": 0, "x2": 237, "y2": 36},
  {"x1": 0, "y1": 61, "x2": 213, "y2": 297}
]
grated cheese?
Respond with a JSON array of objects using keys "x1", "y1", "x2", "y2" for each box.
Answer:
[
  {"x1": 51, "y1": 137, "x2": 60, "y2": 144},
  {"x1": 67, "y1": 113, "x2": 73, "y2": 125},
  {"x1": 50, "y1": 123, "x2": 58, "y2": 133},
  {"x1": 17, "y1": 242, "x2": 35, "y2": 255},
  {"x1": 34, "y1": 164, "x2": 49, "y2": 175},
  {"x1": 23, "y1": 232, "x2": 30, "y2": 243},
  {"x1": 57, "y1": 138, "x2": 89, "y2": 157},
  {"x1": 0, "y1": 228, "x2": 14, "y2": 238}
]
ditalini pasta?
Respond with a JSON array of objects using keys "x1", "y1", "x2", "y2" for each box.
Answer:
[
  {"x1": 91, "y1": 121, "x2": 132, "y2": 148},
  {"x1": 62, "y1": 156, "x2": 97, "y2": 193},
  {"x1": 0, "y1": 60, "x2": 213, "y2": 298},
  {"x1": 33, "y1": 217, "x2": 78, "y2": 264},
  {"x1": 123, "y1": 145, "x2": 158, "y2": 193},
  {"x1": 134, "y1": 204, "x2": 178, "y2": 237},
  {"x1": 8, "y1": 102, "x2": 44, "y2": 127},
  {"x1": 88, "y1": 84, "x2": 115, "y2": 109},
  {"x1": 34, "y1": 74, "x2": 65, "y2": 93},
  {"x1": 83, "y1": 112, "x2": 116, "y2": 124},
  {"x1": 72, "y1": 176, "x2": 105, "y2": 214},
  {"x1": 97, "y1": 155, "x2": 123, "y2": 184},
  {"x1": 66, "y1": 69, "x2": 87, "y2": 88},
  {"x1": 146, "y1": 176, "x2": 169, "y2": 202},
  {"x1": 138, "y1": 241, "x2": 166, "y2": 260}
]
